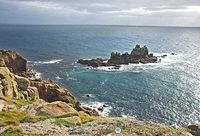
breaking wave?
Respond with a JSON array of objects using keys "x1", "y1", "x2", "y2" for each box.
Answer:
[{"x1": 28, "y1": 59, "x2": 63, "y2": 65}]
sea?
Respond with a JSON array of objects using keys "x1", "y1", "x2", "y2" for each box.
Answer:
[{"x1": 0, "y1": 25, "x2": 199, "y2": 128}]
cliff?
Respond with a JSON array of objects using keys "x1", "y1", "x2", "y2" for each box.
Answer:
[
  {"x1": 0, "y1": 50, "x2": 99, "y2": 116},
  {"x1": 0, "y1": 50, "x2": 28, "y2": 75},
  {"x1": 78, "y1": 45, "x2": 158, "y2": 69}
]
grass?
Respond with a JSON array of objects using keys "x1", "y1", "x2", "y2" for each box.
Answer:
[
  {"x1": 1, "y1": 126, "x2": 49, "y2": 136},
  {"x1": 78, "y1": 113, "x2": 96, "y2": 124},
  {"x1": 54, "y1": 118, "x2": 78, "y2": 127},
  {"x1": 0, "y1": 111, "x2": 50, "y2": 127},
  {"x1": 0, "y1": 96, "x2": 35, "y2": 109}
]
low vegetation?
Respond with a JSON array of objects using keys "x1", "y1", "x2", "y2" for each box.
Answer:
[
  {"x1": 0, "y1": 111, "x2": 49, "y2": 127},
  {"x1": 1, "y1": 126, "x2": 48, "y2": 136},
  {"x1": 78, "y1": 113, "x2": 98, "y2": 124},
  {"x1": 54, "y1": 118, "x2": 78, "y2": 127},
  {"x1": 0, "y1": 96, "x2": 35, "y2": 109}
]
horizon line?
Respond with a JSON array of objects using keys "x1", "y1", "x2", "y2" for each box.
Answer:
[{"x1": 0, "y1": 24, "x2": 200, "y2": 28}]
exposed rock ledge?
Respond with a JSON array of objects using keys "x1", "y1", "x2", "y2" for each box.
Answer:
[{"x1": 78, "y1": 45, "x2": 158, "y2": 69}]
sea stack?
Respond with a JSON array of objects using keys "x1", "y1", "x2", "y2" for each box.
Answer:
[{"x1": 78, "y1": 45, "x2": 158, "y2": 68}]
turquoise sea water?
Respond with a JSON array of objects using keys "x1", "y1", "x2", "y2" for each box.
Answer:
[{"x1": 0, "y1": 25, "x2": 200, "y2": 128}]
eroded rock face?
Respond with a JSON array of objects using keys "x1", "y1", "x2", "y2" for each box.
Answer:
[
  {"x1": 30, "y1": 81, "x2": 76, "y2": 105},
  {"x1": 0, "y1": 50, "x2": 100, "y2": 117},
  {"x1": 0, "y1": 50, "x2": 28, "y2": 75},
  {"x1": 30, "y1": 80, "x2": 100, "y2": 116},
  {"x1": 77, "y1": 45, "x2": 158, "y2": 68},
  {"x1": 0, "y1": 67, "x2": 18, "y2": 98},
  {"x1": 0, "y1": 67, "x2": 39, "y2": 101}
]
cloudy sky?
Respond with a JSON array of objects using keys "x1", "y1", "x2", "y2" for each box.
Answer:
[{"x1": 0, "y1": 0, "x2": 200, "y2": 26}]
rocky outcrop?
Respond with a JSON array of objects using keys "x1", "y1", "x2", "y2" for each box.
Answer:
[
  {"x1": 77, "y1": 45, "x2": 158, "y2": 69},
  {"x1": 188, "y1": 124, "x2": 200, "y2": 136},
  {"x1": 77, "y1": 58, "x2": 107, "y2": 67},
  {"x1": 0, "y1": 66, "x2": 99, "y2": 116},
  {"x1": 0, "y1": 67, "x2": 39, "y2": 101},
  {"x1": 30, "y1": 80, "x2": 76, "y2": 105},
  {"x1": 29, "y1": 80, "x2": 99, "y2": 116},
  {"x1": 0, "y1": 50, "x2": 28, "y2": 75},
  {"x1": 19, "y1": 100, "x2": 79, "y2": 117}
]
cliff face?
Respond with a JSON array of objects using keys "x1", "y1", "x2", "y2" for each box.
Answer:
[
  {"x1": 0, "y1": 50, "x2": 99, "y2": 116},
  {"x1": 30, "y1": 80, "x2": 99, "y2": 116},
  {"x1": 0, "y1": 67, "x2": 39, "y2": 101},
  {"x1": 0, "y1": 50, "x2": 28, "y2": 75}
]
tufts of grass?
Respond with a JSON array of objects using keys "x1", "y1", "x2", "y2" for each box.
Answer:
[
  {"x1": 1, "y1": 126, "x2": 24, "y2": 136},
  {"x1": 54, "y1": 118, "x2": 78, "y2": 127},
  {"x1": 78, "y1": 113, "x2": 96, "y2": 124},
  {"x1": 0, "y1": 111, "x2": 49, "y2": 127},
  {"x1": 1, "y1": 126, "x2": 49, "y2": 136},
  {"x1": 0, "y1": 96, "x2": 35, "y2": 109}
]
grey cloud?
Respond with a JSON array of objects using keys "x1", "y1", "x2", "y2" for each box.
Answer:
[{"x1": 0, "y1": 0, "x2": 200, "y2": 26}]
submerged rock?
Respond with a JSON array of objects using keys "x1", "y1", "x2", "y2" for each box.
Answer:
[
  {"x1": 98, "y1": 107, "x2": 104, "y2": 112},
  {"x1": 86, "y1": 94, "x2": 91, "y2": 97}
]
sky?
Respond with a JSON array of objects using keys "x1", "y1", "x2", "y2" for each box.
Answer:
[{"x1": 0, "y1": 0, "x2": 200, "y2": 26}]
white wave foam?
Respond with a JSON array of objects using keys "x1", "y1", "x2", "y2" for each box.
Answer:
[
  {"x1": 65, "y1": 73, "x2": 77, "y2": 81},
  {"x1": 55, "y1": 76, "x2": 62, "y2": 80},
  {"x1": 121, "y1": 113, "x2": 137, "y2": 119},
  {"x1": 29, "y1": 70, "x2": 42, "y2": 80},
  {"x1": 29, "y1": 59, "x2": 63, "y2": 65},
  {"x1": 81, "y1": 101, "x2": 112, "y2": 117},
  {"x1": 97, "y1": 53, "x2": 183, "y2": 72}
]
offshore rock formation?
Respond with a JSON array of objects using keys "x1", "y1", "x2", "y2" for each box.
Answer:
[{"x1": 77, "y1": 45, "x2": 157, "y2": 69}]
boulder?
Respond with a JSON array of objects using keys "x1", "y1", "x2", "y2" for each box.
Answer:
[
  {"x1": 86, "y1": 94, "x2": 91, "y2": 97},
  {"x1": 75, "y1": 101, "x2": 100, "y2": 116},
  {"x1": 103, "y1": 104, "x2": 109, "y2": 107},
  {"x1": 19, "y1": 100, "x2": 79, "y2": 118},
  {"x1": 0, "y1": 99, "x2": 7, "y2": 111},
  {"x1": 36, "y1": 101, "x2": 78, "y2": 117},
  {"x1": 15, "y1": 75, "x2": 30, "y2": 91},
  {"x1": 98, "y1": 107, "x2": 104, "y2": 112},
  {"x1": 18, "y1": 99, "x2": 48, "y2": 116},
  {"x1": 27, "y1": 86, "x2": 39, "y2": 101},
  {"x1": 188, "y1": 124, "x2": 200, "y2": 136}
]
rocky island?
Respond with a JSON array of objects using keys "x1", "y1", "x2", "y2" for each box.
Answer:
[
  {"x1": 0, "y1": 50, "x2": 198, "y2": 136},
  {"x1": 78, "y1": 45, "x2": 158, "y2": 69}
]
